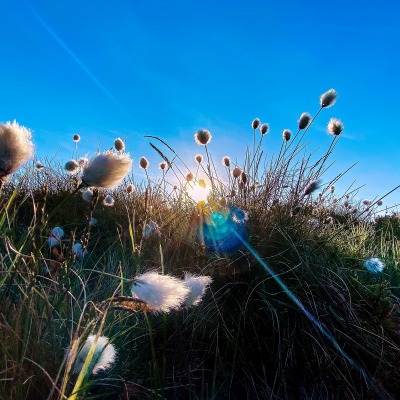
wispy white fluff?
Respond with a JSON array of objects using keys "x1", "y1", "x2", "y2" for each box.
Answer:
[
  {"x1": 183, "y1": 273, "x2": 212, "y2": 307},
  {"x1": 89, "y1": 217, "x2": 97, "y2": 226},
  {"x1": 73, "y1": 335, "x2": 116, "y2": 375},
  {"x1": 82, "y1": 188, "x2": 93, "y2": 202},
  {"x1": 65, "y1": 159, "x2": 80, "y2": 174},
  {"x1": 364, "y1": 257, "x2": 385, "y2": 274},
  {"x1": 47, "y1": 226, "x2": 64, "y2": 247},
  {"x1": 103, "y1": 194, "x2": 115, "y2": 206},
  {"x1": 81, "y1": 151, "x2": 132, "y2": 188},
  {"x1": 0, "y1": 121, "x2": 34, "y2": 181},
  {"x1": 73, "y1": 242, "x2": 88, "y2": 260},
  {"x1": 320, "y1": 88, "x2": 337, "y2": 108},
  {"x1": 78, "y1": 157, "x2": 89, "y2": 168},
  {"x1": 143, "y1": 220, "x2": 161, "y2": 238},
  {"x1": 131, "y1": 272, "x2": 190, "y2": 312},
  {"x1": 52, "y1": 226, "x2": 64, "y2": 239}
]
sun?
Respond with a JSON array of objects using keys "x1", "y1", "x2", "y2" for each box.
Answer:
[{"x1": 187, "y1": 180, "x2": 211, "y2": 203}]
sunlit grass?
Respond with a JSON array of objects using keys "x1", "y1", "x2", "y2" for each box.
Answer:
[{"x1": 0, "y1": 89, "x2": 399, "y2": 399}]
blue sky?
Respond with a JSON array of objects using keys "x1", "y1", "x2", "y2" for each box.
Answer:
[{"x1": 1, "y1": 0, "x2": 399, "y2": 206}]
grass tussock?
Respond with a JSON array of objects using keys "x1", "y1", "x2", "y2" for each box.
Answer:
[{"x1": 1, "y1": 90, "x2": 400, "y2": 400}]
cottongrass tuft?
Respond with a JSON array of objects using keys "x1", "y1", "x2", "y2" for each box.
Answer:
[
  {"x1": 194, "y1": 129, "x2": 212, "y2": 146},
  {"x1": 222, "y1": 156, "x2": 231, "y2": 167},
  {"x1": 82, "y1": 188, "x2": 93, "y2": 203},
  {"x1": 73, "y1": 134, "x2": 80, "y2": 142},
  {"x1": 35, "y1": 161, "x2": 44, "y2": 170},
  {"x1": 304, "y1": 179, "x2": 321, "y2": 196},
  {"x1": 131, "y1": 272, "x2": 190, "y2": 312},
  {"x1": 65, "y1": 160, "x2": 80, "y2": 174},
  {"x1": 47, "y1": 226, "x2": 65, "y2": 247},
  {"x1": 73, "y1": 242, "x2": 87, "y2": 260},
  {"x1": 126, "y1": 184, "x2": 134, "y2": 194},
  {"x1": 298, "y1": 112, "x2": 312, "y2": 130},
  {"x1": 183, "y1": 273, "x2": 212, "y2": 307},
  {"x1": 320, "y1": 88, "x2": 337, "y2": 108},
  {"x1": 282, "y1": 129, "x2": 292, "y2": 141},
  {"x1": 139, "y1": 156, "x2": 149, "y2": 170},
  {"x1": 364, "y1": 257, "x2": 385, "y2": 274},
  {"x1": 363, "y1": 199, "x2": 371, "y2": 206},
  {"x1": 81, "y1": 152, "x2": 132, "y2": 188},
  {"x1": 330, "y1": 185, "x2": 335, "y2": 193},
  {"x1": 0, "y1": 121, "x2": 34, "y2": 183},
  {"x1": 252, "y1": 118, "x2": 260, "y2": 130},
  {"x1": 143, "y1": 220, "x2": 161, "y2": 238},
  {"x1": 232, "y1": 167, "x2": 242, "y2": 179},
  {"x1": 73, "y1": 335, "x2": 116, "y2": 375},
  {"x1": 195, "y1": 154, "x2": 203, "y2": 164},
  {"x1": 377, "y1": 200, "x2": 383, "y2": 206},
  {"x1": 159, "y1": 161, "x2": 167, "y2": 170},
  {"x1": 260, "y1": 123, "x2": 269, "y2": 135},
  {"x1": 89, "y1": 217, "x2": 97, "y2": 226},
  {"x1": 103, "y1": 194, "x2": 115, "y2": 207},
  {"x1": 327, "y1": 118, "x2": 344, "y2": 136},
  {"x1": 186, "y1": 172, "x2": 194, "y2": 182},
  {"x1": 114, "y1": 137, "x2": 125, "y2": 152},
  {"x1": 78, "y1": 157, "x2": 89, "y2": 168}
]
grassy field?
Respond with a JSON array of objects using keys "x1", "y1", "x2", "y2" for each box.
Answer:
[{"x1": 1, "y1": 91, "x2": 399, "y2": 399}]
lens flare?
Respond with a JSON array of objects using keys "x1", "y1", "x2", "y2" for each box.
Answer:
[{"x1": 200, "y1": 206, "x2": 248, "y2": 253}]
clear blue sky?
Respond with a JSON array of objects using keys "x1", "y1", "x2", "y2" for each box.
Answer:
[{"x1": 1, "y1": 0, "x2": 399, "y2": 206}]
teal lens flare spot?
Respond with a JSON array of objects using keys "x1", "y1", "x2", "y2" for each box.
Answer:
[{"x1": 200, "y1": 207, "x2": 248, "y2": 253}]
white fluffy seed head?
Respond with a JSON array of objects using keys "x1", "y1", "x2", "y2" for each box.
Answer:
[
  {"x1": 82, "y1": 188, "x2": 93, "y2": 202},
  {"x1": 72, "y1": 335, "x2": 116, "y2": 375},
  {"x1": 232, "y1": 167, "x2": 242, "y2": 179},
  {"x1": 327, "y1": 118, "x2": 344, "y2": 136},
  {"x1": 195, "y1": 154, "x2": 203, "y2": 164},
  {"x1": 320, "y1": 88, "x2": 337, "y2": 108},
  {"x1": 73, "y1": 242, "x2": 87, "y2": 260},
  {"x1": 0, "y1": 121, "x2": 34, "y2": 182},
  {"x1": 139, "y1": 156, "x2": 149, "y2": 170},
  {"x1": 73, "y1": 134, "x2": 80, "y2": 142},
  {"x1": 81, "y1": 152, "x2": 132, "y2": 188},
  {"x1": 159, "y1": 161, "x2": 167, "y2": 170},
  {"x1": 222, "y1": 156, "x2": 231, "y2": 167},
  {"x1": 89, "y1": 217, "x2": 97, "y2": 226},
  {"x1": 183, "y1": 273, "x2": 212, "y2": 307},
  {"x1": 131, "y1": 272, "x2": 190, "y2": 312},
  {"x1": 143, "y1": 220, "x2": 161, "y2": 239},
  {"x1": 47, "y1": 226, "x2": 64, "y2": 247},
  {"x1": 186, "y1": 172, "x2": 194, "y2": 182},
  {"x1": 114, "y1": 137, "x2": 125, "y2": 152},
  {"x1": 194, "y1": 129, "x2": 212, "y2": 146},
  {"x1": 260, "y1": 123, "x2": 269, "y2": 135},
  {"x1": 65, "y1": 160, "x2": 80, "y2": 174},
  {"x1": 252, "y1": 118, "x2": 260, "y2": 130},
  {"x1": 304, "y1": 179, "x2": 321, "y2": 196},
  {"x1": 282, "y1": 129, "x2": 292, "y2": 142},
  {"x1": 298, "y1": 113, "x2": 311, "y2": 130},
  {"x1": 103, "y1": 194, "x2": 115, "y2": 206},
  {"x1": 78, "y1": 157, "x2": 89, "y2": 168},
  {"x1": 126, "y1": 183, "x2": 134, "y2": 194}
]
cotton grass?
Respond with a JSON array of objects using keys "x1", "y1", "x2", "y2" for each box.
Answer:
[
  {"x1": 81, "y1": 152, "x2": 132, "y2": 188},
  {"x1": 131, "y1": 272, "x2": 190, "y2": 312},
  {"x1": 0, "y1": 121, "x2": 34, "y2": 183},
  {"x1": 73, "y1": 335, "x2": 116, "y2": 375}
]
